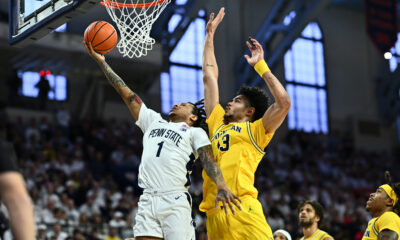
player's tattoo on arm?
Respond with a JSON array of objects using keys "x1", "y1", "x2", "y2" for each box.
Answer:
[
  {"x1": 100, "y1": 62, "x2": 127, "y2": 89},
  {"x1": 206, "y1": 64, "x2": 214, "y2": 67},
  {"x1": 198, "y1": 145, "x2": 224, "y2": 186},
  {"x1": 128, "y1": 93, "x2": 142, "y2": 104},
  {"x1": 378, "y1": 230, "x2": 398, "y2": 240}
]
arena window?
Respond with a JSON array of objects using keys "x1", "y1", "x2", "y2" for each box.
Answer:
[
  {"x1": 20, "y1": 71, "x2": 67, "y2": 101},
  {"x1": 161, "y1": 11, "x2": 205, "y2": 114},
  {"x1": 284, "y1": 21, "x2": 329, "y2": 133},
  {"x1": 389, "y1": 32, "x2": 400, "y2": 72}
]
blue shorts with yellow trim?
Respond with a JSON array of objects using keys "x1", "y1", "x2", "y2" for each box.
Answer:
[{"x1": 206, "y1": 196, "x2": 273, "y2": 240}]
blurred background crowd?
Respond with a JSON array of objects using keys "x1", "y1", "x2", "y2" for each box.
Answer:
[{"x1": 1, "y1": 110, "x2": 398, "y2": 240}]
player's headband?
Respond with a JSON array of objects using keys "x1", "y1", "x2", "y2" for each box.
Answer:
[{"x1": 380, "y1": 184, "x2": 398, "y2": 206}]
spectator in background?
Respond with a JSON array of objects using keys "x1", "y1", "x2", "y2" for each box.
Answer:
[
  {"x1": 35, "y1": 74, "x2": 51, "y2": 110},
  {"x1": 56, "y1": 104, "x2": 70, "y2": 137},
  {"x1": 36, "y1": 224, "x2": 47, "y2": 240},
  {"x1": 46, "y1": 223, "x2": 68, "y2": 240},
  {"x1": 105, "y1": 227, "x2": 121, "y2": 240}
]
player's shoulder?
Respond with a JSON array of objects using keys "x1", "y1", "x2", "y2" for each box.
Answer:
[
  {"x1": 318, "y1": 230, "x2": 334, "y2": 240},
  {"x1": 380, "y1": 211, "x2": 400, "y2": 220},
  {"x1": 189, "y1": 126, "x2": 207, "y2": 134}
]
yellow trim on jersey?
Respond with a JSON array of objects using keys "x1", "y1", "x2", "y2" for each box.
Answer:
[
  {"x1": 318, "y1": 233, "x2": 327, "y2": 240},
  {"x1": 246, "y1": 121, "x2": 265, "y2": 154},
  {"x1": 211, "y1": 124, "x2": 226, "y2": 141},
  {"x1": 372, "y1": 219, "x2": 379, "y2": 236}
]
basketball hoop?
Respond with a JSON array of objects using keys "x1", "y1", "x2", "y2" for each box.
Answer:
[{"x1": 101, "y1": 0, "x2": 171, "y2": 58}]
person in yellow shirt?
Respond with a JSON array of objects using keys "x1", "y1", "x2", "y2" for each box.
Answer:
[
  {"x1": 105, "y1": 227, "x2": 122, "y2": 240},
  {"x1": 298, "y1": 200, "x2": 334, "y2": 240},
  {"x1": 362, "y1": 171, "x2": 400, "y2": 240},
  {"x1": 201, "y1": 7, "x2": 291, "y2": 240}
]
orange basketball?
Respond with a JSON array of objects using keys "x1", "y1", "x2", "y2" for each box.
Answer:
[{"x1": 84, "y1": 21, "x2": 118, "y2": 55}]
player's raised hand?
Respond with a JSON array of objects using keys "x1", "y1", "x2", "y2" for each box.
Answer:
[
  {"x1": 83, "y1": 42, "x2": 105, "y2": 63},
  {"x1": 244, "y1": 37, "x2": 264, "y2": 67},
  {"x1": 215, "y1": 186, "x2": 242, "y2": 215},
  {"x1": 206, "y1": 7, "x2": 225, "y2": 36}
]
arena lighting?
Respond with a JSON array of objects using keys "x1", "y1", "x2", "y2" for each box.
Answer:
[
  {"x1": 39, "y1": 70, "x2": 52, "y2": 77},
  {"x1": 384, "y1": 52, "x2": 392, "y2": 60}
]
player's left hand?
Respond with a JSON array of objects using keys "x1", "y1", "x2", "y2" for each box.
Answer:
[
  {"x1": 244, "y1": 37, "x2": 264, "y2": 67},
  {"x1": 215, "y1": 186, "x2": 242, "y2": 215}
]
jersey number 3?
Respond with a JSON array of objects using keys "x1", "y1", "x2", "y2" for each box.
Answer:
[{"x1": 217, "y1": 134, "x2": 230, "y2": 151}]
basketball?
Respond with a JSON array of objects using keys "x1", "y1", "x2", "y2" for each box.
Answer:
[{"x1": 84, "y1": 21, "x2": 118, "y2": 55}]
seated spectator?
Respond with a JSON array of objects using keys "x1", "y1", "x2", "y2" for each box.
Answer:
[
  {"x1": 105, "y1": 227, "x2": 122, "y2": 240},
  {"x1": 46, "y1": 223, "x2": 68, "y2": 240}
]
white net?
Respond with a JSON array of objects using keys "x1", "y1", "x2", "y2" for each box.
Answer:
[{"x1": 102, "y1": 0, "x2": 171, "y2": 58}]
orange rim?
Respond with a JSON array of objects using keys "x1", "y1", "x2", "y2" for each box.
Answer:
[{"x1": 100, "y1": 0, "x2": 167, "y2": 9}]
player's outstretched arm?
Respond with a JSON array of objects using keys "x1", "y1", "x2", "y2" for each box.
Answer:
[
  {"x1": 202, "y1": 8, "x2": 225, "y2": 116},
  {"x1": 84, "y1": 42, "x2": 143, "y2": 120},
  {"x1": 378, "y1": 230, "x2": 398, "y2": 240},
  {"x1": 198, "y1": 144, "x2": 241, "y2": 214},
  {"x1": 245, "y1": 38, "x2": 291, "y2": 133}
]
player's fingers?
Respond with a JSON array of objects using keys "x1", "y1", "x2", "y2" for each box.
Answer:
[
  {"x1": 245, "y1": 41, "x2": 251, "y2": 48},
  {"x1": 244, "y1": 55, "x2": 250, "y2": 61},
  {"x1": 209, "y1": 13, "x2": 215, "y2": 22},
  {"x1": 227, "y1": 200, "x2": 235, "y2": 215},
  {"x1": 231, "y1": 197, "x2": 242, "y2": 210},
  {"x1": 87, "y1": 42, "x2": 96, "y2": 53},
  {"x1": 222, "y1": 200, "x2": 228, "y2": 215},
  {"x1": 83, "y1": 41, "x2": 90, "y2": 51},
  {"x1": 253, "y1": 39, "x2": 263, "y2": 50},
  {"x1": 216, "y1": 8, "x2": 225, "y2": 22}
]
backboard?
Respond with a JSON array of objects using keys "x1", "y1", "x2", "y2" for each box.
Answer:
[{"x1": 9, "y1": 0, "x2": 97, "y2": 47}]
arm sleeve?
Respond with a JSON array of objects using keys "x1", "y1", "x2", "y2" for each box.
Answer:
[
  {"x1": 191, "y1": 128, "x2": 211, "y2": 155},
  {"x1": 205, "y1": 104, "x2": 225, "y2": 138},
  {"x1": 135, "y1": 104, "x2": 163, "y2": 133},
  {"x1": 376, "y1": 212, "x2": 400, "y2": 236},
  {"x1": 249, "y1": 118, "x2": 275, "y2": 150}
]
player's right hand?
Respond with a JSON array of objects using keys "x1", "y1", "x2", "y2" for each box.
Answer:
[
  {"x1": 206, "y1": 7, "x2": 225, "y2": 36},
  {"x1": 83, "y1": 42, "x2": 105, "y2": 63},
  {"x1": 215, "y1": 186, "x2": 242, "y2": 215}
]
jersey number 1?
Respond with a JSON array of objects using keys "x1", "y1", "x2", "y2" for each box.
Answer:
[{"x1": 156, "y1": 141, "x2": 164, "y2": 157}]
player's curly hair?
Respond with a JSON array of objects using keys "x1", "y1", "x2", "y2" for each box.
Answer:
[
  {"x1": 189, "y1": 99, "x2": 208, "y2": 133},
  {"x1": 237, "y1": 86, "x2": 270, "y2": 122},
  {"x1": 297, "y1": 200, "x2": 325, "y2": 227},
  {"x1": 384, "y1": 171, "x2": 400, "y2": 215}
]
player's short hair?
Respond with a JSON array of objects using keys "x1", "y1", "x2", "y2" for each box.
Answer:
[
  {"x1": 237, "y1": 85, "x2": 270, "y2": 122},
  {"x1": 297, "y1": 200, "x2": 324, "y2": 226},
  {"x1": 385, "y1": 171, "x2": 400, "y2": 216},
  {"x1": 189, "y1": 99, "x2": 208, "y2": 133}
]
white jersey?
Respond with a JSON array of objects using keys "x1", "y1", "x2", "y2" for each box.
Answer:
[{"x1": 135, "y1": 104, "x2": 210, "y2": 190}]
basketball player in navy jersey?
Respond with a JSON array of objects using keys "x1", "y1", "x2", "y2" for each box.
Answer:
[{"x1": 84, "y1": 42, "x2": 240, "y2": 240}]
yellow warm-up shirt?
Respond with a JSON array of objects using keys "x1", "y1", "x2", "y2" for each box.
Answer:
[
  {"x1": 362, "y1": 211, "x2": 400, "y2": 240},
  {"x1": 199, "y1": 104, "x2": 274, "y2": 212},
  {"x1": 300, "y1": 229, "x2": 333, "y2": 240}
]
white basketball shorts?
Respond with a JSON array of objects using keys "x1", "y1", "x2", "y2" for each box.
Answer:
[{"x1": 133, "y1": 189, "x2": 195, "y2": 240}]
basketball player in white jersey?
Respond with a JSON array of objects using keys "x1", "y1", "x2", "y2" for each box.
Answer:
[{"x1": 84, "y1": 43, "x2": 241, "y2": 240}]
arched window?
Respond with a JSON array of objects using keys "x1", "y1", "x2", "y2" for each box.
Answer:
[
  {"x1": 161, "y1": 10, "x2": 206, "y2": 113},
  {"x1": 284, "y1": 20, "x2": 328, "y2": 133}
]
